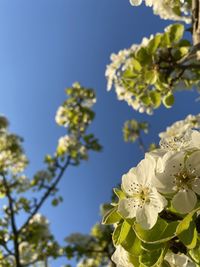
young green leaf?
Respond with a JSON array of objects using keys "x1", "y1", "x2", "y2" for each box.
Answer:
[
  {"x1": 102, "y1": 206, "x2": 121, "y2": 225},
  {"x1": 134, "y1": 218, "x2": 178, "y2": 244}
]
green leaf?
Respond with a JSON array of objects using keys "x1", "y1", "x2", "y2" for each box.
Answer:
[
  {"x1": 132, "y1": 58, "x2": 142, "y2": 72},
  {"x1": 113, "y1": 220, "x2": 131, "y2": 246},
  {"x1": 147, "y1": 34, "x2": 162, "y2": 54},
  {"x1": 162, "y1": 93, "x2": 174, "y2": 108},
  {"x1": 172, "y1": 47, "x2": 189, "y2": 60},
  {"x1": 122, "y1": 226, "x2": 141, "y2": 256},
  {"x1": 141, "y1": 242, "x2": 164, "y2": 252},
  {"x1": 129, "y1": 254, "x2": 140, "y2": 267},
  {"x1": 144, "y1": 70, "x2": 158, "y2": 85},
  {"x1": 149, "y1": 91, "x2": 161, "y2": 108},
  {"x1": 161, "y1": 32, "x2": 171, "y2": 47},
  {"x1": 161, "y1": 260, "x2": 171, "y2": 267},
  {"x1": 140, "y1": 94, "x2": 151, "y2": 106},
  {"x1": 189, "y1": 241, "x2": 200, "y2": 264},
  {"x1": 113, "y1": 188, "x2": 126, "y2": 200},
  {"x1": 176, "y1": 210, "x2": 198, "y2": 249},
  {"x1": 139, "y1": 248, "x2": 164, "y2": 267},
  {"x1": 135, "y1": 47, "x2": 152, "y2": 64},
  {"x1": 51, "y1": 198, "x2": 59, "y2": 206},
  {"x1": 102, "y1": 206, "x2": 121, "y2": 225},
  {"x1": 168, "y1": 24, "x2": 184, "y2": 43},
  {"x1": 134, "y1": 218, "x2": 178, "y2": 244}
]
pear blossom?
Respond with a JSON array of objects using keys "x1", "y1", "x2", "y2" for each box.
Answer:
[
  {"x1": 159, "y1": 113, "x2": 200, "y2": 140},
  {"x1": 159, "y1": 114, "x2": 200, "y2": 152},
  {"x1": 129, "y1": 0, "x2": 191, "y2": 23},
  {"x1": 118, "y1": 157, "x2": 167, "y2": 229},
  {"x1": 165, "y1": 252, "x2": 196, "y2": 267},
  {"x1": 129, "y1": 0, "x2": 142, "y2": 6},
  {"x1": 160, "y1": 129, "x2": 200, "y2": 152},
  {"x1": 57, "y1": 135, "x2": 77, "y2": 155},
  {"x1": 55, "y1": 106, "x2": 69, "y2": 127},
  {"x1": 111, "y1": 245, "x2": 133, "y2": 267},
  {"x1": 19, "y1": 242, "x2": 38, "y2": 265},
  {"x1": 154, "y1": 150, "x2": 200, "y2": 213}
]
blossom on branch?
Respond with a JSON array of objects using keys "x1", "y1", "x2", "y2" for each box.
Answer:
[{"x1": 118, "y1": 157, "x2": 167, "y2": 229}]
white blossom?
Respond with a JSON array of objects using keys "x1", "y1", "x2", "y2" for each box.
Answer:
[
  {"x1": 57, "y1": 135, "x2": 77, "y2": 154},
  {"x1": 118, "y1": 157, "x2": 167, "y2": 229},
  {"x1": 165, "y1": 252, "x2": 196, "y2": 267},
  {"x1": 19, "y1": 242, "x2": 38, "y2": 265},
  {"x1": 159, "y1": 114, "x2": 200, "y2": 151},
  {"x1": 111, "y1": 245, "x2": 133, "y2": 267},
  {"x1": 129, "y1": 0, "x2": 191, "y2": 23},
  {"x1": 154, "y1": 150, "x2": 200, "y2": 213},
  {"x1": 55, "y1": 106, "x2": 69, "y2": 127}
]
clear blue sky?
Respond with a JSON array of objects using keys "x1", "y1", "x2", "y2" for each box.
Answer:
[{"x1": 0, "y1": 1, "x2": 199, "y2": 266}]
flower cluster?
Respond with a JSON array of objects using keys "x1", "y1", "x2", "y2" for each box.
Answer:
[
  {"x1": 103, "y1": 114, "x2": 200, "y2": 266},
  {"x1": 129, "y1": 0, "x2": 191, "y2": 24},
  {"x1": 106, "y1": 24, "x2": 197, "y2": 114},
  {"x1": 112, "y1": 245, "x2": 195, "y2": 267},
  {"x1": 0, "y1": 115, "x2": 28, "y2": 174},
  {"x1": 55, "y1": 82, "x2": 101, "y2": 164}
]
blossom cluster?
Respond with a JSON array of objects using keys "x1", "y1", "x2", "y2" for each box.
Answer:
[
  {"x1": 105, "y1": 24, "x2": 193, "y2": 114},
  {"x1": 129, "y1": 0, "x2": 191, "y2": 24},
  {"x1": 0, "y1": 115, "x2": 28, "y2": 174},
  {"x1": 112, "y1": 245, "x2": 195, "y2": 267},
  {"x1": 105, "y1": 114, "x2": 200, "y2": 266},
  {"x1": 105, "y1": 44, "x2": 152, "y2": 113},
  {"x1": 55, "y1": 82, "x2": 101, "y2": 163}
]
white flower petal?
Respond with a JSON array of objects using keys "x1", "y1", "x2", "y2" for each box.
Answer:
[
  {"x1": 136, "y1": 157, "x2": 156, "y2": 185},
  {"x1": 122, "y1": 168, "x2": 139, "y2": 196},
  {"x1": 154, "y1": 151, "x2": 185, "y2": 194},
  {"x1": 112, "y1": 246, "x2": 133, "y2": 267},
  {"x1": 129, "y1": 0, "x2": 142, "y2": 6},
  {"x1": 172, "y1": 189, "x2": 197, "y2": 214},
  {"x1": 190, "y1": 130, "x2": 200, "y2": 149},
  {"x1": 136, "y1": 203, "x2": 158, "y2": 229},
  {"x1": 149, "y1": 188, "x2": 167, "y2": 212},
  {"x1": 165, "y1": 252, "x2": 196, "y2": 267},
  {"x1": 192, "y1": 178, "x2": 200, "y2": 195},
  {"x1": 186, "y1": 150, "x2": 200, "y2": 175},
  {"x1": 118, "y1": 198, "x2": 138, "y2": 218}
]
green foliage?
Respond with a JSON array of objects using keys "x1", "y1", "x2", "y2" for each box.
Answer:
[
  {"x1": 107, "y1": 23, "x2": 200, "y2": 114},
  {"x1": 55, "y1": 82, "x2": 102, "y2": 164},
  {"x1": 134, "y1": 218, "x2": 179, "y2": 244},
  {"x1": 102, "y1": 206, "x2": 122, "y2": 225},
  {"x1": 176, "y1": 209, "x2": 198, "y2": 249},
  {"x1": 123, "y1": 119, "x2": 149, "y2": 143}
]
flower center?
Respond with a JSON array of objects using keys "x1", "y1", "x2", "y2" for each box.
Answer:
[
  {"x1": 136, "y1": 186, "x2": 150, "y2": 204},
  {"x1": 173, "y1": 169, "x2": 197, "y2": 191}
]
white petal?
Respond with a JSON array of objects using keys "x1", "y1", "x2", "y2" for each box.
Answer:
[
  {"x1": 136, "y1": 203, "x2": 158, "y2": 229},
  {"x1": 112, "y1": 246, "x2": 133, "y2": 267},
  {"x1": 129, "y1": 0, "x2": 142, "y2": 6},
  {"x1": 135, "y1": 157, "x2": 156, "y2": 185},
  {"x1": 186, "y1": 150, "x2": 200, "y2": 176},
  {"x1": 146, "y1": 149, "x2": 167, "y2": 163},
  {"x1": 158, "y1": 151, "x2": 184, "y2": 175},
  {"x1": 192, "y1": 178, "x2": 200, "y2": 195},
  {"x1": 149, "y1": 188, "x2": 167, "y2": 212},
  {"x1": 165, "y1": 252, "x2": 195, "y2": 267},
  {"x1": 154, "y1": 151, "x2": 185, "y2": 194},
  {"x1": 122, "y1": 168, "x2": 139, "y2": 196},
  {"x1": 172, "y1": 189, "x2": 197, "y2": 214},
  {"x1": 190, "y1": 130, "x2": 200, "y2": 149},
  {"x1": 118, "y1": 198, "x2": 138, "y2": 218}
]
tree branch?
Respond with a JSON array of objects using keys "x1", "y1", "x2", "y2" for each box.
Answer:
[
  {"x1": 2, "y1": 174, "x2": 22, "y2": 267},
  {"x1": 19, "y1": 156, "x2": 71, "y2": 234}
]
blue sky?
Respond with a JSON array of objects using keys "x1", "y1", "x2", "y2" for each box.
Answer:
[{"x1": 0, "y1": 0, "x2": 199, "y2": 266}]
